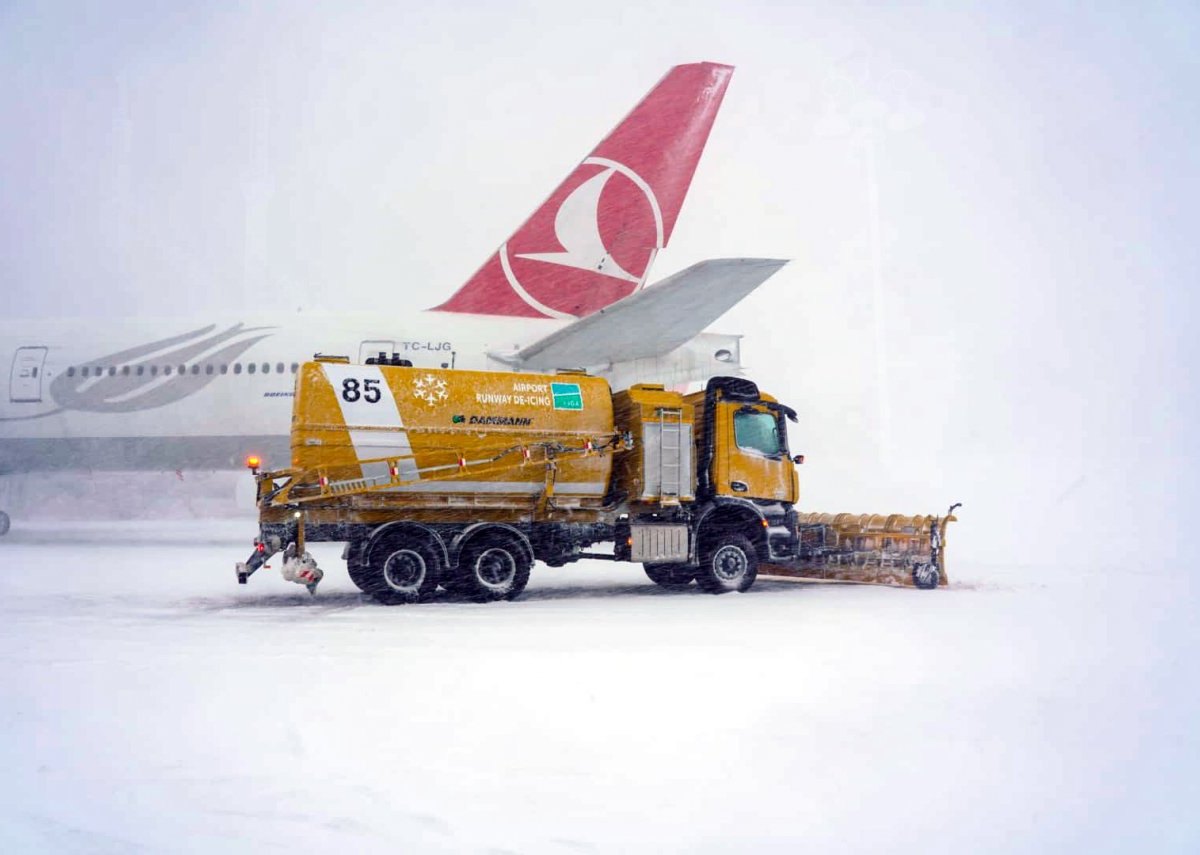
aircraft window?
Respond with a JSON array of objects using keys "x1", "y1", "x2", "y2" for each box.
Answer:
[
  {"x1": 290, "y1": 363, "x2": 299, "y2": 374},
  {"x1": 151, "y1": 365, "x2": 158, "y2": 376},
  {"x1": 261, "y1": 362, "x2": 269, "y2": 374},
  {"x1": 178, "y1": 364, "x2": 185, "y2": 375},
  {"x1": 136, "y1": 366, "x2": 144, "y2": 376},
  {"x1": 276, "y1": 362, "x2": 284, "y2": 374},
  {"x1": 220, "y1": 364, "x2": 228, "y2": 375},
  {"x1": 164, "y1": 365, "x2": 172, "y2": 376},
  {"x1": 68, "y1": 367, "x2": 76, "y2": 377},
  {"x1": 248, "y1": 363, "x2": 257, "y2": 375},
  {"x1": 121, "y1": 366, "x2": 130, "y2": 376},
  {"x1": 205, "y1": 364, "x2": 214, "y2": 375},
  {"x1": 108, "y1": 366, "x2": 116, "y2": 377},
  {"x1": 191, "y1": 365, "x2": 200, "y2": 375},
  {"x1": 234, "y1": 363, "x2": 242, "y2": 375}
]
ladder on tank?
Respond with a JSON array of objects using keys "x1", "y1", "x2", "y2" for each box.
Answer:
[{"x1": 658, "y1": 408, "x2": 684, "y2": 506}]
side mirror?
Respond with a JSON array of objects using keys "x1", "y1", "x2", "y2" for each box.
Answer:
[{"x1": 792, "y1": 454, "x2": 805, "y2": 465}]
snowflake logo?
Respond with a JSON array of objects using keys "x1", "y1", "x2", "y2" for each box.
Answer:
[{"x1": 412, "y1": 374, "x2": 448, "y2": 405}]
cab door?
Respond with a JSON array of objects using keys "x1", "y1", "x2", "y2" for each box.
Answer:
[
  {"x1": 9, "y1": 346, "x2": 48, "y2": 403},
  {"x1": 721, "y1": 403, "x2": 797, "y2": 503}
]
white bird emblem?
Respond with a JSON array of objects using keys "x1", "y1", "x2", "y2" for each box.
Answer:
[{"x1": 516, "y1": 168, "x2": 640, "y2": 282}]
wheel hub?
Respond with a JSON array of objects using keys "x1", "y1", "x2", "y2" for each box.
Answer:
[
  {"x1": 476, "y1": 547, "x2": 516, "y2": 589},
  {"x1": 383, "y1": 549, "x2": 426, "y2": 592},
  {"x1": 712, "y1": 545, "x2": 747, "y2": 582}
]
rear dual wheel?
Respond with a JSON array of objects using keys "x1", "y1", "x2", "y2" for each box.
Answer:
[
  {"x1": 456, "y1": 537, "x2": 531, "y2": 602},
  {"x1": 361, "y1": 534, "x2": 442, "y2": 605}
]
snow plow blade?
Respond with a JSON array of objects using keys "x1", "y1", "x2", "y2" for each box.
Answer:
[{"x1": 761, "y1": 505, "x2": 960, "y2": 588}]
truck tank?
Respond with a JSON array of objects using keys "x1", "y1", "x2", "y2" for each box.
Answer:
[{"x1": 282, "y1": 359, "x2": 617, "y2": 521}]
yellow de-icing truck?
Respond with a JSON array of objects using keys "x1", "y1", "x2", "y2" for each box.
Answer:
[{"x1": 236, "y1": 355, "x2": 958, "y2": 602}]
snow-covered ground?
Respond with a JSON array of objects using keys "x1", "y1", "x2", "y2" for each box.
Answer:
[{"x1": 1, "y1": 519, "x2": 1196, "y2": 853}]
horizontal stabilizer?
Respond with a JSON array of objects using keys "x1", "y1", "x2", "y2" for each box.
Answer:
[{"x1": 501, "y1": 258, "x2": 787, "y2": 369}]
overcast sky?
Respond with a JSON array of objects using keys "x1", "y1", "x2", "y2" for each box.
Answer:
[{"x1": 1, "y1": 1, "x2": 1195, "y2": 567}]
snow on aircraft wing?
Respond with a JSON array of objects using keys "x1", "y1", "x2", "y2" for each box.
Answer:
[{"x1": 499, "y1": 258, "x2": 787, "y2": 369}]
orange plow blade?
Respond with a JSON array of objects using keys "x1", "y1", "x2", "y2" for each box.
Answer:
[{"x1": 761, "y1": 505, "x2": 960, "y2": 588}]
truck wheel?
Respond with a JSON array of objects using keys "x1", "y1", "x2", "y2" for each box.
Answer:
[
  {"x1": 912, "y1": 562, "x2": 940, "y2": 590},
  {"x1": 695, "y1": 533, "x2": 758, "y2": 594},
  {"x1": 643, "y1": 563, "x2": 694, "y2": 588},
  {"x1": 364, "y1": 535, "x2": 442, "y2": 604},
  {"x1": 458, "y1": 537, "x2": 531, "y2": 602}
]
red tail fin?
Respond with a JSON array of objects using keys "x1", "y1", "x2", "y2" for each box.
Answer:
[{"x1": 432, "y1": 62, "x2": 734, "y2": 319}]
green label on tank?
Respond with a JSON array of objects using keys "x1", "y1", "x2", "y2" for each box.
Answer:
[{"x1": 551, "y1": 382, "x2": 583, "y2": 410}]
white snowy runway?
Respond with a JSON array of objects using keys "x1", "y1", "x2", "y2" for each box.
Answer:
[{"x1": 0, "y1": 520, "x2": 1195, "y2": 853}]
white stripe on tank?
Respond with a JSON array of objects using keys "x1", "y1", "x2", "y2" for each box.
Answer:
[{"x1": 320, "y1": 363, "x2": 420, "y2": 482}]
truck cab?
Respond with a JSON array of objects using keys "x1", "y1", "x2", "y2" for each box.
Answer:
[
  {"x1": 640, "y1": 376, "x2": 803, "y2": 583},
  {"x1": 687, "y1": 376, "x2": 799, "y2": 506}
]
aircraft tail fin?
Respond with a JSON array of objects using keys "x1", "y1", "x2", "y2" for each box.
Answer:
[{"x1": 432, "y1": 62, "x2": 734, "y2": 319}]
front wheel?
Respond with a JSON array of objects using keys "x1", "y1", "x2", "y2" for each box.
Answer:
[
  {"x1": 644, "y1": 563, "x2": 694, "y2": 588},
  {"x1": 695, "y1": 533, "x2": 758, "y2": 594}
]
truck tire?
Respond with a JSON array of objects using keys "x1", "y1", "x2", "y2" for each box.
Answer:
[
  {"x1": 457, "y1": 536, "x2": 531, "y2": 602},
  {"x1": 695, "y1": 533, "x2": 758, "y2": 594},
  {"x1": 643, "y1": 563, "x2": 694, "y2": 588},
  {"x1": 363, "y1": 533, "x2": 442, "y2": 605}
]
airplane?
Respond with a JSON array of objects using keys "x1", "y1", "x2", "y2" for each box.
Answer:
[{"x1": 0, "y1": 62, "x2": 787, "y2": 535}]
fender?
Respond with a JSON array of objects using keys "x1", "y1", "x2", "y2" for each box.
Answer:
[
  {"x1": 364, "y1": 521, "x2": 450, "y2": 570},
  {"x1": 449, "y1": 522, "x2": 535, "y2": 569},
  {"x1": 691, "y1": 496, "x2": 770, "y2": 562}
]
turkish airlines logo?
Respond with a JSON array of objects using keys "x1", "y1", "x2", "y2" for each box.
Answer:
[{"x1": 501, "y1": 157, "x2": 664, "y2": 318}]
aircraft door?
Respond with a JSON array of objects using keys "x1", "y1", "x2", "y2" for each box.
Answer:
[
  {"x1": 358, "y1": 340, "x2": 395, "y2": 363},
  {"x1": 9, "y1": 346, "x2": 48, "y2": 403}
]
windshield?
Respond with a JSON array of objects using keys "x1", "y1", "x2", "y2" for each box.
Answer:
[{"x1": 734, "y1": 411, "x2": 783, "y2": 457}]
